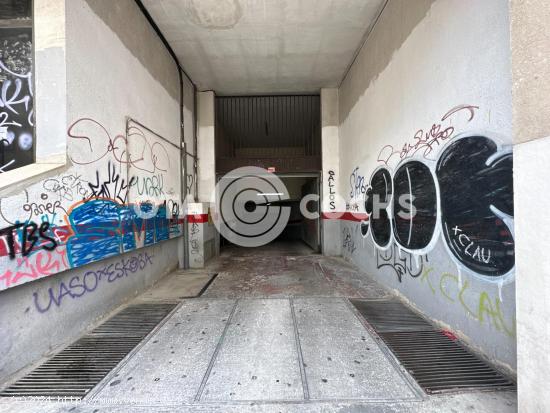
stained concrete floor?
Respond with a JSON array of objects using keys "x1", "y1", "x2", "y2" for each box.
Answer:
[
  {"x1": 0, "y1": 242, "x2": 517, "y2": 412},
  {"x1": 203, "y1": 241, "x2": 389, "y2": 299}
]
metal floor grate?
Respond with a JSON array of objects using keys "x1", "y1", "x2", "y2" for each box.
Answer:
[
  {"x1": 350, "y1": 299, "x2": 434, "y2": 332},
  {"x1": 0, "y1": 303, "x2": 176, "y2": 398},
  {"x1": 350, "y1": 299, "x2": 515, "y2": 394}
]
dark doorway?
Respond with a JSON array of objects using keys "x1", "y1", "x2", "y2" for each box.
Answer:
[{"x1": 219, "y1": 174, "x2": 321, "y2": 254}]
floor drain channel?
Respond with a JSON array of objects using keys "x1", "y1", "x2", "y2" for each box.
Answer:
[
  {"x1": 351, "y1": 300, "x2": 434, "y2": 332},
  {"x1": 0, "y1": 303, "x2": 176, "y2": 398},
  {"x1": 350, "y1": 299, "x2": 515, "y2": 394}
]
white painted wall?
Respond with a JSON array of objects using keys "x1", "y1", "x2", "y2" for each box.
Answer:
[
  {"x1": 197, "y1": 91, "x2": 216, "y2": 203},
  {"x1": 34, "y1": 0, "x2": 67, "y2": 164},
  {"x1": 337, "y1": 0, "x2": 515, "y2": 370},
  {"x1": 511, "y1": 0, "x2": 550, "y2": 409},
  {"x1": 0, "y1": 0, "x2": 184, "y2": 381},
  {"x1": 514, "y1": 136, "x2": 550, "y2": 410}
]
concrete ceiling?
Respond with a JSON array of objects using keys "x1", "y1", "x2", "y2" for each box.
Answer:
[{"x1": 142, "y1": 0, "x2": 386, "y2": 95}]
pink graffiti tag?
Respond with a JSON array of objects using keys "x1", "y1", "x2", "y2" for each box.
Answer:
[
  {"x1": 0, "y1": 247, "x2": 69, "y2": 289},
  {"x1": 377, "y1": 104, "x2": 479, "y2": 166},
  {"x1": 67, "y1": 118, "x2": 170, "y2": 173}
]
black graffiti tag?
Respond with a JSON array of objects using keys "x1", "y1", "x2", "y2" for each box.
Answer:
[
  {"x1": 436, "y1": 136, "x2": 514, "y2": 276},
  {"x1": 0, "y1": 221, "x2": 57, "y2": 259},
  {"x1": 365, "y1": 168, "x2": 392, "y2": 248},
  {"x1": 363, "y1": 134, "x2": 514, "y2": 279},
  {"x1": 376, "y1": 243, "x2": 428, "y2": 282},
  {"x1": 393, "y1": 161, "x2": 437, "y2": 250}
]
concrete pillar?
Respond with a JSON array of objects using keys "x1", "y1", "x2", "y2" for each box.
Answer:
[
  {"x1": 192, "y1": 92, "x2": 218, "y2": 266},
  {"x1": 187, "y1": 202, "x2": 217, "y2": 268},
  {"x1": 197, "y1": 91, "x2": 216, "y2": 202},
  {"x1": 320, "y1": 88, "x2": 341, "y2": 256},
  {"x1": 511, "y1": 1, "x2": 550, "y2": 411}
]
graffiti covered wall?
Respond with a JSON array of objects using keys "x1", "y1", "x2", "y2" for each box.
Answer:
[
  {"x1": 0, "y1": 118, "x2": 183, "y2": 292},
  {"x1": 0, "y1": 0, "x2": 185, "y2": 380},
  {"x1": 337, "y1": 0, "x2": 516, "y2": 369},
  {"x1": 0, "y1": 2, "x2": 184, "y2": 292}
]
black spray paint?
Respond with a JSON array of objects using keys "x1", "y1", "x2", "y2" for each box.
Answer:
[
  {"x1": 361, "y1": 135, "x2": 514, "y2": 278},
  {"x1": 436, "y1": 136, "x2": 514, "y2": 276}
]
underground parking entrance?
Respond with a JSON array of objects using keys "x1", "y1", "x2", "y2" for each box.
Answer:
[
  {"x1": 0, "y1": 89, "x2": 516, "y2": 410},
  {"x1": 218, "y1": 173, "x2": 322, "y2": 256},
  {"x1": 215, "y1": 95, "x2": 323, "y2": 256},
  {"x1": 0, "y1": 0, "x2": 523, "y2": 410}
]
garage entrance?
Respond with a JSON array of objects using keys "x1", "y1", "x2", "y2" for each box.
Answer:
[
  {"x1": 215, "y1": 95, "x2": 322, "y2": 254},
  {"x1": 218, "y1": 173, "x2": 321, "y2": 254}
]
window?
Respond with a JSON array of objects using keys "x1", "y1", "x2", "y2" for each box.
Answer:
[{"x1": 0, "y1": 0, "x2": 33, "y2": 173}]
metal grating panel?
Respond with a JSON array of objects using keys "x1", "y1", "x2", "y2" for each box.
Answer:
[
  {"x1": 90, "y1": 304, "x2": 176, "y2": 337},
  {"x1": 350, "y1": 299, "x2": 434, "y2": 332},
  {"x1": 0, "y1": 303, "x2": 176, "y2": 398},
  {"x1": 351, "y1": 299, "x2": 515, "y2": 394}
]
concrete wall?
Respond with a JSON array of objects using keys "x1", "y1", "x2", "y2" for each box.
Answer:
[
  {"x1": 0, "y1": 240, "x2": 177, "y2": 382},
  {"x1": 511, "y1": 0, "x2": 550, "y2": 410},
  {"x1": 0, "y1": 0, "x2": 183, "y2": 381},
  {"x1": 337, "y1": 0, "x2": 515, "y2": 370}
]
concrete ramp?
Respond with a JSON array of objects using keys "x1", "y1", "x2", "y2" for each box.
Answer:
[{"x1": 91, "y1": 298, "x2": 419, "y2": 404}]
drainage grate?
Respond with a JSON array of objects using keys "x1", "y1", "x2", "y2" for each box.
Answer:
[
  {"x1": 0, "y1": 303, "x2": 176, "y2": 398},
  {"x1": 350, "y1": 299, "x2": 434, "y2": 332},
  {"x1": 90, "y1": 304, "x2": 177, "y2": 337},
  {"x1": 351, "y1": 299, "x2": 515, "y2": 394}
]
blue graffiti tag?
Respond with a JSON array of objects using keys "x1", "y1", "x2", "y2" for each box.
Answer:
[
  {"x1": 32, "y1": 252, "x2": 154, "y2": 313},
  {"x1": 66, "y1": 199, "x2": 176, "y2": 267}
]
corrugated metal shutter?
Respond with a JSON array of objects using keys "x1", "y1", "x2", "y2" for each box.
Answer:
[{"x1": 215, "y1": 95, "x2": 321, "y2": 173}]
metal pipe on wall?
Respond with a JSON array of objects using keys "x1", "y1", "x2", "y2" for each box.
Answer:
[{"x1": 134, "y1": 0, "x2": 199, "y2": 268}]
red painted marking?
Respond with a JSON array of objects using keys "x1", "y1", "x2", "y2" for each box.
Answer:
[
  {"x1": 441, "y1": 330, "x2": 458, "y2": 341},
  {"x1": 322, "y1": 212, "x2": 369, "y2": 222},
  {"x1": 187, "y1": 214, "x2": 209, "y2": 224},
  {"x1": 0, "y1": 218, "x2": 186, "y2": 259}
]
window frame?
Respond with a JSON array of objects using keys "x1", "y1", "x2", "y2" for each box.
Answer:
[{"x1": 0, "y1": 0, "x2": 67, "y2": 194}]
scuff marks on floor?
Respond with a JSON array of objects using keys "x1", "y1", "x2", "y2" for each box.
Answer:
[{"x1": 202, "y1": 244, "x2": 389, "y2": 299}]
